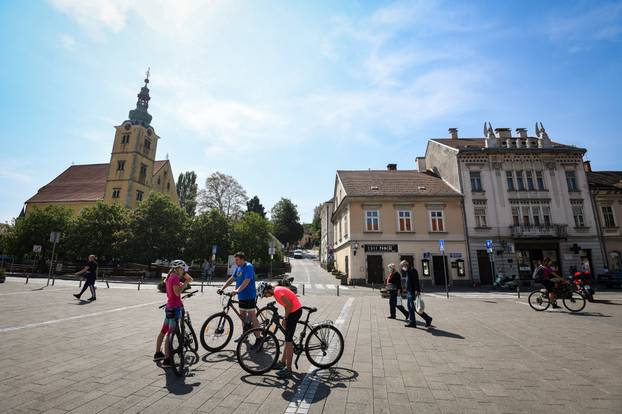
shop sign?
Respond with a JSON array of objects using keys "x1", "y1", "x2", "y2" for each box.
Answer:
[
  {"x1": 449, "y1": 252, "x2": 462, "y2": 258},
  {"x1": 364, "y1": 244, "x2": 398, "y2": 253},
  {"x1": 421, "y1": 252, "x2": 432, "y2": 259}
]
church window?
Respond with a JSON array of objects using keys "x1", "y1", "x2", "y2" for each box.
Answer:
[
  {"x1": 143, "y1": 139, "x2": 151, "y2": 155},
  {"x1": 157, "y1": 177, "x2": 161, "y2": 185},
  {"x1": 117, "y1": 160, "x2": 125, "y2": 171},
  {"x1": 136, "y1": 190, "x2": 144, "y2": 201},
  {"x1": 121, "y1": 134, "x2": 130, "y2": 144},
  {"x1": 167, "y1": 182, "x2": 170, "y2": 191},
  {"x1": 112, "y1": 188, "x2": 121, "y2": 199},
  {"x1": 139, "y1": 164, "x2": 147, "y2": 184}
]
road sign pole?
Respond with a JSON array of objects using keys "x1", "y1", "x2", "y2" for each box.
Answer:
[
  {"x1": 47, "y1": 241, "x2": 57, "y2": 286},
  {"x1": 443, "y1": 250, "x2": 449, "y2": 299}
]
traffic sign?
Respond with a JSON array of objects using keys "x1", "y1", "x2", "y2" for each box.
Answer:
[
  {"x1": 212, "y1": 244, "x2": 218, "y2": 255},
  {"x1": 439, "y1": 239, "x2": 445, "y2": 252},
  {"x1": 50, "y1": 232, "x2": 61, "y2": 243},
  {"x1": 33, "y1": 245, "x2": 42, "y2": 253},
  {"x1": 485, "y1": 239, "x2": 493, "y2": 253}
]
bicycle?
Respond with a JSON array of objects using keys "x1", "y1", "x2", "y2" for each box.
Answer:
[
  {"x1": 199, "y1": 290, "x2": 274, "y2": 352},
  {"x1": 158, "y1": 289, "x2": 199, "y2": 376},
  {"x1": 235, "y1": 300, "x2": 344, "y2": 375},
  {"x1": 528, "y1": 283, "x2": 586, "y2": 312}
]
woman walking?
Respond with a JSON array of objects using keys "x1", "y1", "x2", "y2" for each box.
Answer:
[
  {"x1": 386, "y1": 263, "x2": 408, "y2": 320},
  {"x1": 73, "y1": 254, "x2": 97, "y2": 301}
]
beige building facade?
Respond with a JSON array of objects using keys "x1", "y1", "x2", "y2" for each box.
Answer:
[
  {"x1": 25, "y1": 75, "x2": 178, "y2": 215},
  {"x1": 587, "y1": 167, "x2": 622, "y2": 272},
  {"x1": 331, "y1": 167, "x2": 470, "y2": 286}
]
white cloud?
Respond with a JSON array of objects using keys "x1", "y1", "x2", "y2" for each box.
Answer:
[
  {"x1": 547, "y1": 1, "x2": 622, "y2": 48},
  {"x1": 50, "y1": 0, "x2": 134, "y2": 38}
]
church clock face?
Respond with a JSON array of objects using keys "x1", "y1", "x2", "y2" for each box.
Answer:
[{"x1": 124, "y1": 123, "x2": 131, "y2": 131}]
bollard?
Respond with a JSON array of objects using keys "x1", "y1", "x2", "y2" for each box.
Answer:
[
  {"x1": 52, "y1": 276, "x2": 55, "y2": 286},
  {"x1": 337, "y1": 285, "x2": 340, "y2": 296},
  {"x1": 517, "y1": 284, "x2": 520, "y2": 299},
  {"x1": 302, "y1": 284, "x2": 305, "y2": 296},
  {"x1": 79, "y1": 279, "x2": 82, "y2": 288},
  {"x1": 105, "y1": 280, "x2": 110, "y2": 288},
  {"x1": 25, "y1": 274, "x2": 29, "y2": 284},
  {"x1": 201, "y1": 281, "x2": 204, "y2": 293},
  {"x1": 138, "y1": 280, "x2": 141, "y2": 291}
]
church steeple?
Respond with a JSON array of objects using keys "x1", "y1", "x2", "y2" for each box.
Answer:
[{"x1": 128, "y1": 68, "x2": 153, "y2": 127}]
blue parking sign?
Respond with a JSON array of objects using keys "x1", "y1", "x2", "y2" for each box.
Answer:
[
  {"x1": 485, "y1": 240, "x2": 493, "y2": 252},
  {"x1": 439, "y1": 239, "x2": 445, "y2": 252}
]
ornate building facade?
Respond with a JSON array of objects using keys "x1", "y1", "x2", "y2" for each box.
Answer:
[{"x1": 421, "y1": 124, "x2": 604, "y2": 285}]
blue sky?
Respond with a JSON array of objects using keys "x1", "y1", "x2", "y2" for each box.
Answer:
[{"x1": 1, "y1": 0, "x2": 621, "y2": 223}]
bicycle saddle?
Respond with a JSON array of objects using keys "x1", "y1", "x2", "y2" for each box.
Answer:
[{"x1": 302, "y1": 306, "x2": 317, "y2": 313}]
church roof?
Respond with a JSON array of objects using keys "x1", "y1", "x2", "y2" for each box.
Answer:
[{"x1": 26, "y1": 161, "x2": 169, "y2": 204}]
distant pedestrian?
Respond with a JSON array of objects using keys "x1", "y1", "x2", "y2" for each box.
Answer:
[
  {"x1": 386, "y1": 263, "x2": 408, "y2": 320},
  {"x1": 73, "y1": 255, "x2": 97, "y2": 301},
  {"x1": 202, "y1": 258, "x2": 213, "y2": 285},
  {"x1": 401, "y1": 260, "x2": 432, "y2": 328}
]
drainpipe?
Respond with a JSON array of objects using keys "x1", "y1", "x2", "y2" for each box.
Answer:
[{"x1": 456, "y1": 160, "x2": 475, "y2": 286}]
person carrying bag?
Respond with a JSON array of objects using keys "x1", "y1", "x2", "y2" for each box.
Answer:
[
  {"x1": 401, "y1": 260, "x2": 433, "y2": 328},
  {"x1": 386, "y1": 263, "x2": 409, "y2": 320}
]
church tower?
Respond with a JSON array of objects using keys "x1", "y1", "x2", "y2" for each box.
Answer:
[{"x1": 104, "y1": 71, "x2": 160, "y2": 208}]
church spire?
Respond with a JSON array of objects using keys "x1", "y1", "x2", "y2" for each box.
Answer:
[{"x1": 128, "y1": 68, "x2": 153, "y2": 127}]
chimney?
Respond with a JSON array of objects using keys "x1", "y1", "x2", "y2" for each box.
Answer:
[
  {"x1": 583, "y1": 160, "x2": 592, "y2": 173},
  {"x1": 516, "y1": 128, "x2": 528, "y2": 138},
  {"x1": 448, "y1": 128, "x2": 458, "y2": 140},
  {"x1": 416, "y1": 157, "x2": 426, "y2": 172},
  {"x1": 387, "y1": 163, "x2": 397, "y2": 171},
  {"x1": 495, "y1": 128, "x2": 512, "y2": 139}
]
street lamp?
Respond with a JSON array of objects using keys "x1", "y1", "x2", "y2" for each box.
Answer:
[{"x1": 352, "y1": 241, "x2": 359, "y2": 256}]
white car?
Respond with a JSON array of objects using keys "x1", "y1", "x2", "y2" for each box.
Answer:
[{"x1": 293, "y1": 249, "x2": 303, "y2": 259}]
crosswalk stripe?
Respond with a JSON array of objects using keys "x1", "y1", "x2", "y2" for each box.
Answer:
[{"x1": 315, "y1": 284, "x2": 325, "y2": 289}]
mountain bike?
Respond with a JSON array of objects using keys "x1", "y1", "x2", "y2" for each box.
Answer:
[
  {"x1": 199, "y1": 290, "x2": 274, "y2": 352},
  {"x1": 528, "y1": 284, "x2": 586, "y2": 312},
  {"x1": 158, "y1": 289, "x2": 199, "y2": 376},
  {"x1": 235, "y1": 301, "x2": 344, "y2": 375}
]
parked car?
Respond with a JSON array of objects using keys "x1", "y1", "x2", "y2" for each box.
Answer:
[
  {"x1": 293, "y1": 249, "x2": 303, "y2": 259},
  {"x1": 598, "y1": 271, "x2": 622, "y2": 288}
]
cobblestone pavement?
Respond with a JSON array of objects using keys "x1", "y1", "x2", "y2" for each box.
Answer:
[{"x1": 1, "y1": 278, "x2": 621, "y2": 413}]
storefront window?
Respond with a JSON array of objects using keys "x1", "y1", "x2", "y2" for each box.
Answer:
[
  {"x1": 610, "y1": 252, "x2": 621, "y2": 271},
  {"x1": 421, "y1": 259, "x2": 430, "y2": 277}
]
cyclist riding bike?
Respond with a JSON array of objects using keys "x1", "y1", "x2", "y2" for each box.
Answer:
[
  {"x1": 534, "y1": 257, "x2": 565, "y2": 309},
  {"x1": 257, "y1": 281, "x2": 302, "y2": 378},
  {"x1": 154, "y1": 260, "x2": 193, "y2": 366},
  {"x1": 218, "y1": 252, "x2": 261, "y2": 347}
]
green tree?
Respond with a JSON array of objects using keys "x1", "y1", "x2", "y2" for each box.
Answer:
[
  {"x1": 271, "y1": 198, "x2": 304, "y2": 249},
  {"x1": 64, "y1": 202, "x2": 129, "y2": 261},
  {"x1": 176, "y1": 171, "x2": 199, "y2": 216},
  {"x1": 246, "y1": 195, "x2": 266, "y2": 217},
  {"x1": 4, "y1": 205, "x2": 72, "y2": 259},
  {"x1": 310, "y1": 204, "x2": 322, "y2": 240},
  {"x1": 198, "y1": 172, "x2": 248, "y2": 218},
  {"x1": 186, "y1": 209, "x2": 231, "y2": 262},
  {"x1": 232, "y1": 212, "x2": 271, "y2": 263},
  {"x1": 126, "y1": 192, "x2": 189, "y2": 264}
]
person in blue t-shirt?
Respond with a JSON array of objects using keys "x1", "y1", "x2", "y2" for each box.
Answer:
[{"x1": 218, "y1": 252, "x2": 260, "y2": 342}]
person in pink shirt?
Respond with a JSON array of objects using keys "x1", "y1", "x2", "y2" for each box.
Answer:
[
  {"x1": 154, "y1": 260, "x2": 192, "y2": 366},
  {"x1": 257, "y1": 281, "x2": 302, "y2": 378}
]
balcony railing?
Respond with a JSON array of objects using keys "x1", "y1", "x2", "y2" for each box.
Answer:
[{"x1": 510, "y1": 224, "x2": 567, "y2": 238}]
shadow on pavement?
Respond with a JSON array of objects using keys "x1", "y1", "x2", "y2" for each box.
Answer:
[
  {"x1": 592, "y1": 299, "x2": 622, "y2": 306},
  {"x1": 202, "y1": 350, "x2": 236, "y2": 363},
  {"x1": 280, "y1": 367, "x2": 359, "y2": 406},
  {"x1": 70, "y1": 300, "x2": 92, "y2": 306},
  {"x1": 240, "y1": 373, "x2": 290, "y2": 389},
  {"x1": 564, "y1": 311, "x2": 611, "y2": 317},
  {"x1": 426, "y1": 328, "x2": 465, "y2": 339},
  {"x1": 163, "y1": 369, "x2": 201, "y2": 395}
]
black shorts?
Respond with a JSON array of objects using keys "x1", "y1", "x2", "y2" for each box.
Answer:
[
  {"x1": 238, "y1": 299, "x2": 256, "y2": 310},
  {"x1": 284, "y1": 309, "x2": 302, "y2": 342},
  {"x1": 539, "y1": 279, "x2": 554, "y2": 291}
]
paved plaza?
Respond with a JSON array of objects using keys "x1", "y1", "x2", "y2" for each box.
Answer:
[{"x1": 1, "y1": 261, "x2": 622, "y2": 413}]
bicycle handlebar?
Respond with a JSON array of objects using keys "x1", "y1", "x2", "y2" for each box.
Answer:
[{"x1": 158, "y1": 289, "x2": 199, "y2": 308}]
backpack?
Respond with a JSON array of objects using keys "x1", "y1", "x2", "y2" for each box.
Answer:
[{"x1": 532, "y1": 265, "x2": 545, "y2": 281}]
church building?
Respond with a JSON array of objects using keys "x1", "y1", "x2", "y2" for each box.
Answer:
[{"x1": 24, "y1": 73, "x2": 179, "y2": 215}]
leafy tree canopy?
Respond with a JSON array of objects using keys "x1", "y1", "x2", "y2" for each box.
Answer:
[
  {"x1": 198, "y1": 172, "x2": 248, "y2": 218},
  {"x1": 246, "y1": 195, "x2": 266, "y2": 218},
  {"x1": 232, "y1": 212, "x2": 271, "y2": 263},
  {"x1": 176, "y1": 171, "x2": 199, "y2": 216},
  {"x1": 271, "y1": 198, "x2": 304, "y2": 248},
  {"x1": 186, "y1": 209, "x2": 231, "y2": 262}
]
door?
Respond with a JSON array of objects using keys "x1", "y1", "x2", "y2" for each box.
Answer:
[
  {"x1": 432, "y1": 255, "x2": 448, "y2": 286},
  {"x1": 366, "y1": 255, "x2": 384, "y2": 284},
  {"x1": 477, "y1": 250, "x2": 493, "y2": 285}
]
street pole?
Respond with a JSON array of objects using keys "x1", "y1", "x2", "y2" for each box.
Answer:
[
  {"x1": 442, "y1": 250, "x2": 449, "y2": 299},
  {"x1": 489, "y1": 251, "x2": 495, "y2": 287},
  {"x1": 47, "y1": 240, "x2": 57, "y2": 286}
]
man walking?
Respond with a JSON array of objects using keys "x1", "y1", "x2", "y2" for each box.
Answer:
[
  {"x1": 73, "y1": 254, "x2": 97, "y2": 301},
  {"x1": 401, "y1": 260, "x2": 432, "y2": 328}
]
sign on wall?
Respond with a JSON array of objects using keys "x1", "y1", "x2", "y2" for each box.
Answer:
[{"x1": 364, "y1": 244, "x2": 398, "y2": 253}]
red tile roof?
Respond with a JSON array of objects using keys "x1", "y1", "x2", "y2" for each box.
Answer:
[
  {"x1": 337, "y1": 170, "x2": 459, "y2": 198},
  {"x1": 26, "y1": 160, "x2": 169, "y2": 204}
]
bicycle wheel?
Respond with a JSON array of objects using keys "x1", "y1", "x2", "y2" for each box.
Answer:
[
  {"x1": 184, "y1": 318, "x2": 199, "y2": 353},
  {"x1": 305, "y1": 324, "x2": 344, "y2": 369},
  {"x1": 528, "y1": 290, "x2": 550, "y2": 311},
  {"x1": 236, "y1": 328, "x2": 280, "y2": 375},
  {"x1": 562, "y1": 291, "x2": 586, "y2": 313},
  {"x1": 200, "y1": 312, "x2": 234, "y2": 352},
  {"x1": 169, "y1": 327, "x2": 185, "y2": 376}
]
